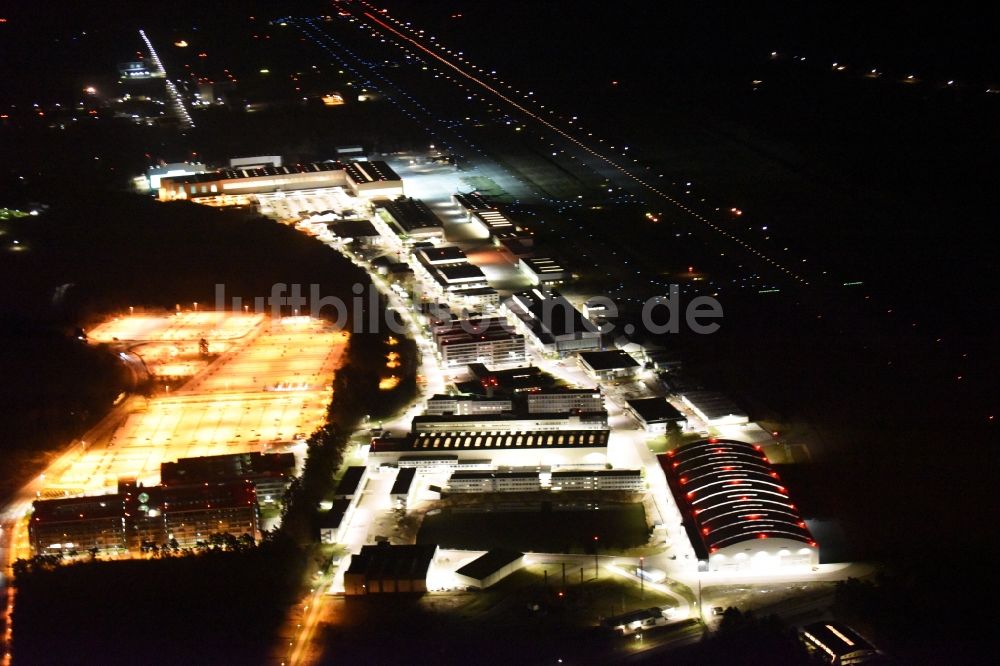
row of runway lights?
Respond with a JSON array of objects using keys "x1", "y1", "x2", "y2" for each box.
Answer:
[{"x1": 286, "y1": 5, "x2": 987, "y2": 395}]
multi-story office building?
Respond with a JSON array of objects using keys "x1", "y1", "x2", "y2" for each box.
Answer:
[
  {"x1": 434, "y1": 317, "x2": 526, "y2": 368},
  {"x1": 160, "y1": 451, "x2": 296, "y2": 505},
  {"x1": 425, "y1": 394, "x2": 514, "y2": 416},
  {"x1": 29, "y1": 495, "x2": 128, "y2": 555},
  {"x1": 549, "y1": 469, "x2": 644, "y2": 492},
  {"x1": 447, "y1": 470, "x2": 542, "y2": 494},
  {"x1": 31, "y1": 480, "x2": 261, "y2": 554},
  {"x1": 501, "y1": 289, "x2": 601, "y2": 356},
  {"x1": 525, "y1": 389, "x2": 604, "y2": 414},
  {"x1": 158, "y1": 480, "x2": 260, "y2": 548}
]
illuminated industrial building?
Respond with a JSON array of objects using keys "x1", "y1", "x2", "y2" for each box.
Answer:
[
  {"x1": 434, "y1": 317, "x2": 526, "y2": 368},
  {"x1": 30, "y1": 479, "x2": 261, "y2": 554},
  {"x1": 425, "y1": 394, "x2": 514, "y2": 416},
  {"x1": 29, "y1": 495, "x2": 128, "y2": 556},
  {"x1": 550, "y1": 469, "x2": 644, "y2": 492},
  {"x1": 446, "y1": 470, "x2": 542, "y2": 493},
  {"x1": 659, "y1": 439, "x2": 818, "y2": 571},
  {"x1": 368, "y1": 429, "x2": 610, "y2": 469},
  {"x1": 158, "y1": 160, "x2": 402, "y2": 201},
  {"x1": 160, "y1": 451, "x2": 296, "y2": 505},
  {"x1": 626, "y1": 397, "x2": 687, "y2": 434},
  {"x1": 501, "y1": 289, "x2": 601, "y2": 356},
  {"x1": 800, "y1": 622, "x2": 882, "y2": 665},
  {"x1": 344, "y1": 543, "x2": 439, "y2": 595},
  {"x1": 453, "y1": 549, "x2": 525, "y2": 589},
  {"x1": 372, "y1": 196, "x2": 444, "y2": 244}
]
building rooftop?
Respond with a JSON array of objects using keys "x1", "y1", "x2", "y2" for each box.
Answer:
[
  {"x1": 504, "y1": 289, "x2": 599, "y2": 340},
  {"x1": 626, "y1": 398, "x2": 685, "y2": 424},
  {"x1": 381, "y1": 429, "x2": 611, "y2": 452},
  {"x1": 344, "y1": 160, "x2": 401, "y2": 184},
  {"x1": 161, "y1": 160, "x2": 348, "y2": 186},
  {"x1": 435, "y1": 263, "x2": 487, "y2": 283},
  {"x1": 318, "y1": 498, "x2": 352, "y2": 530},
  {"x1": 472, "y1": 209, "x2": 515, "y2": 231},
  {"x1": 579, "y1": 350, "x2": 640, "y2": 372},
  {"x1": 378, "y1": 197, "x2": 442, "y2": 233},
  {"x1": 681, "y1": 391, "x2": 748, "y2": 422},
  {"x1": 455, "y1": 549, "x2": 524, "y2": 581},
  {"x1": 31, "y1": 495, "x2": 126, "y2": 524},
  {"x1": 659, "y1": 440, "x2": 815, "y2": 559},
  {"x1": 452, "y1": 192, "x2": 494, "y2": 212},
  {"x1": 458, "y1": 287, "x2": 499, "y2": 297},
  {"x1": 416, "y1": 246, "x2": 467, "y2": 264},
  {"x1": 551, "y1": 468, "x2": 641, "y2": 478},
  {"x1": 521, "y1": 257, "x2": 566, "y2": 277},
  {"x1": 499, "y1": 237, "x2": 534, "y2": 257},
  {"x1": 346, "y1": 543, "x2": 437, "y2": 580},
  {"x1": 335, "y1": 466, "x2": 367, "y2": 497},
  {"x1": 329, "y1": 219, "x2": 381, "y2": 238},
  {"x1": 450, "y1": 470, "x2": 540, "y2": 480},
  {"x1": 801, "y1": 622, "x2": 878, "y2": 662},
  {"x1": 428, "y1": 393, "x2": 511, "y2": 403},
  {"x1": 158, "y1": 479, "x2": 258, "y2": 513},
  {"x1": 390, "y1": 467, "x2": 417, "y2": 495},
  {"x1": 160, "y1": 452, "x2": 294, "y2": 486},
  {"x1": 412, "y1": 411, "x2": 607, "y2": 429}
]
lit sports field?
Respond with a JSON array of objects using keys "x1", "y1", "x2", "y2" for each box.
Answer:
[{"x1": 38, "y1": 313, "x2": 346, "y2": 495}]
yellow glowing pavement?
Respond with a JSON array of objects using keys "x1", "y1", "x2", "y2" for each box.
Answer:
[{"x1": 40, "y1": 313, "x2": 346, "y2": 494}]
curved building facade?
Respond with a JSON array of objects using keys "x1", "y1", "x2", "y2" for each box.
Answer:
[{"x1": 660, "y1": 439, "x2": 818, "y2": 571}]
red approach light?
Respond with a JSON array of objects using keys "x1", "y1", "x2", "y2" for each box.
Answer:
[
  {"x1": 770, "y1": 471, "x2": 779, "y2": 478},
  {"x1": 666, "y1": 449, "x2": 674, "y2": 457},
  {"x1": 740, "y1": 495, "x2": 749, "y2": 501},
  {"x1": 758, "y1": 533, "x2": 768, "y2": 539},
  {"x1": 727, "y1": 480, "x2": 742, "y2": 486},
  {"x1": 747, "y1": 514, "x2": 761, "y2": 520},
  {"x1": 702, "y1": 527, "x2": 710, "y2": 535},
  {"x1": 753, "y1": 444, "x2": 762, "y2": 451},
  {"x1": 778, "y1": 486, "x2": 787, "y2": 493},
  {"x1": 808, "y1": 540, "x2": 817, "y2": 547},
  {"x1": 693, "y1": 509, "x2": 701, "y2": 515},
  {"x1": 686, "y1": 491, "x2": 695, "y2": 499},
  {"x1": 708, "y1": 437, "x2": 718, "y2": 443},
  {"x1": 710, "y1": 546, "x2": 718, "y2": 553},
  {"x1": 679, "y1": 477, "x2": 688, "y2": 485},
  {"x1": 722, "y1": 465, "x2": 734, "y2": 470},
  {"x1": 672, "y1": 462, "x2": 679, "y2": 468},
  {"x1": 798, "y1": 521, "x2": 806, "y2": 528}
]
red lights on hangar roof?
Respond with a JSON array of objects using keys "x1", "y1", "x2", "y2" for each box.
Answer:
[{"x1": 659, "y1": 439, "x2": 816, "y2": 558}]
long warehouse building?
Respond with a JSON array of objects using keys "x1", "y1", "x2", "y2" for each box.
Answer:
[
  {"x1": 369, "y1": 429, "x2": 610, "y2": 469},
  {"x1": 158, "y1": 160, "x2": 403, "y2": 200}
]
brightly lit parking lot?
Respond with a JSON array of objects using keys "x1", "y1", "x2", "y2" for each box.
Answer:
[{"x1": 37, "y1": 313, "x2": 345, "y2": 496}]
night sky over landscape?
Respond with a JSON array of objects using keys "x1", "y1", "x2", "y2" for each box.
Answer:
[{"x1": 0, "y1": 3, "x2": 997, "y2": 664}]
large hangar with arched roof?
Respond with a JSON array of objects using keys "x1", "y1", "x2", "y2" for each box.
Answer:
[{"x1": 659, "y1": 439, "x2": 818, "y2": 572}]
